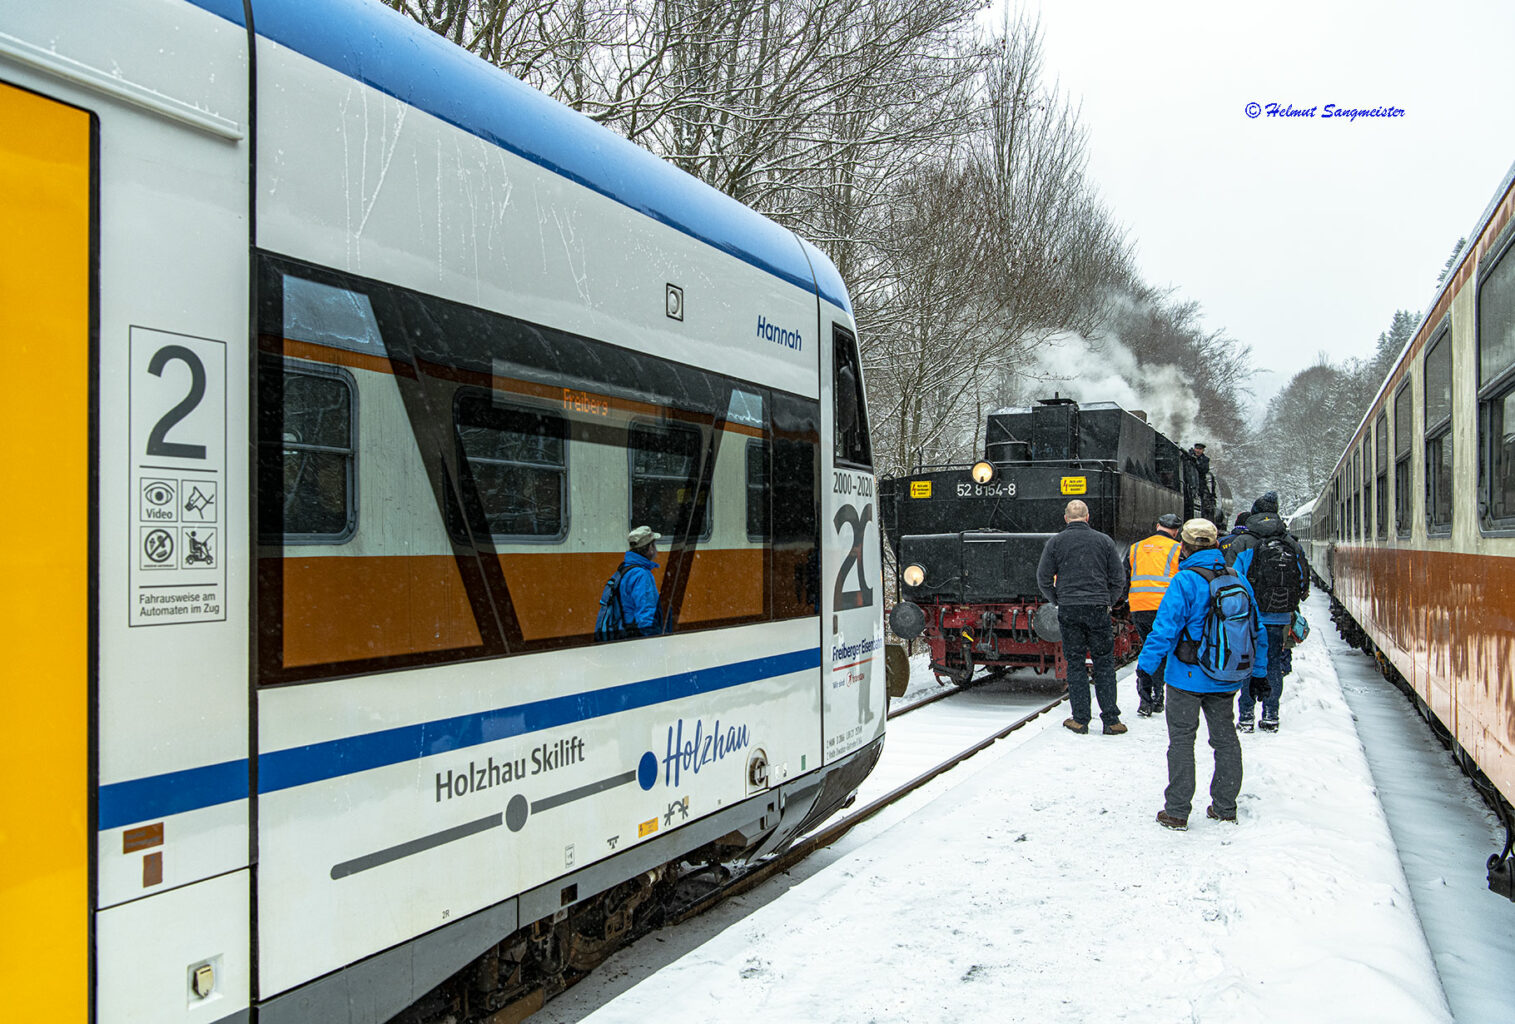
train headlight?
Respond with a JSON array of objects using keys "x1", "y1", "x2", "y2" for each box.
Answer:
[
  {"x1": 971, "y1": 460, "x2": 996, "y2": 484},
  {"x1": 902, "y1": 563, "x2": 926, "y2": 587}
]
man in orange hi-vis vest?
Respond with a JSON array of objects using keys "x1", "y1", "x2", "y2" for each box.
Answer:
[{"x1": 1126, "y1": 513, "x2": 1183, "y2": 717}]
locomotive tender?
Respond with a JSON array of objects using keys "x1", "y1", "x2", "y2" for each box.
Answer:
[
  {"x1": 0, "y1": 1, "x2": 886, "y2": 1021},
  {"x1": 1300, "y1": 157, "x2": 1515, "y2": 897},
  {"x1": 880, "y1": 398, "x2": 1225, "y2": 684}
]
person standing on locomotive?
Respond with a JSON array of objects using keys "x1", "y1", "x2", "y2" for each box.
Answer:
[
  {"x1": 1124, "y1": 513, "x2": 1183, "y2": 718},
  {"x1": 1036, "y1": 500, "x2": 1129, "y2": 736},
  {"x1": 1225, "y1": 492, "x2": 1308, "y2": 733},
  {"x1": 1136, "y1": 519, "x2": 1269, "y2": 831}
]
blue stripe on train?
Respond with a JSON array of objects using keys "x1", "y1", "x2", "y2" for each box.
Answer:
[
  {"x1": 96, "y1": 647, "x2": 821, "y2": 831},
  {"x1": 183, "y1": 0, "x2": 850, "y2": 313}
]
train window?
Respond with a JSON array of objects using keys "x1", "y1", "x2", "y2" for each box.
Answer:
[
  {"x1": 1485, "y1": 389, "x2": 1515, "y2": 524},
  {"x1": 257, "y1": 359, "x2": 358, "y2": 542},
  {"x1": 1358, "y1": 445, "x2": 1369, "y2": 538},
  {"x1": 834, "y1": 326, "x2": 872, "y2": 468},
  {"x1": 454, "y1": 393, "x2": 567, "y2": 540},
  {"x1": 255, "y1": 253, "x2": 822, "y2": 685},
  {"x1": 1375, "y1": 414, "x2": 1388, "y2": 539},
  {"x1": 746, "y1": 439, "x2": 769, "y2": 541},
  {"x1": 1477, "y1": 236, "x2": 1515, "y2": 528},
  {"x1": 1393, "y1": 384, "x2": 1411, "y2": 537},
  {"x1": 1423, "y1": 328, "x2": 1452, "y2": 534},
  {"x1": 629, "y1": 421, "x2": 712, "y2": 541}
]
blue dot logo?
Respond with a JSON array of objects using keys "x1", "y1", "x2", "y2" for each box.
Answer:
[{"x1": 637, "y1": 750, "x2": 658, "y2": 790}]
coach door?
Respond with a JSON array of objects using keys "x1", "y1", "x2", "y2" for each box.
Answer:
[{"x1": 821, "y1": 324, "x2": 884, "y2": 762}]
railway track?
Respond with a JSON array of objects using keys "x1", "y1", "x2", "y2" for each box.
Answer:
[{"x1": 668, "y1": 680, "x2": 1065, "y2": 923}]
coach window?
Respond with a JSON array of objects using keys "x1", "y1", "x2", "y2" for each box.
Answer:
[
  {"x1": 1363, "y1": 439, "x2": 1375, "y2": 536},
  {"x1": 257, "y1": 359, "x2": 357, "y2": 542},
  {"x1": 454, "y1": 393, "x2": 567, "y2": 540},
  {"x1": 630, "y1": 421, "x2": 712, "y2": 540},
  {"x1": 1393, "y1": 383, "x2": 1411, "y2": 537},
  {"x1": 1477, "y1": 232, "x2": 1515, "y2": 528},
  {"x1": 1424, "y1": 328, "x2": 1453, "y2": 534},
  {"x1": 1374, "y1": 412, "x2": 1389, "y2": 540},
  {"x1": 834, "y1": 326, "x2": 872, "y2": 467}
]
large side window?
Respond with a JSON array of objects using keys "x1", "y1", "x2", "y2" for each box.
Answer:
[
  {"x1": 833, "y1": 326, "x2": 872, "y2": 468},
  {"x1": 1478, "y1": 235, "x2": 1515, "y2": 528},
  {"x1": 257, "y1": 359, "x2": 357, "y2": 542},
  {"x1": 1358, "y1": 444, "x2": 1369, "y2": 539},
  {"x1": 1374, "y1": 413, "x2": 1389, "y2": 540},
  {"x1": 1424, "y1": 328, "x2": 1453, "y2": 534},
  {"x1": 1393, "y1": 382, "x2": 1411, "y2": 537},
  {"x1": 455, "y1": 393, "x2": 567, "y2": 540},
  {"x1": 629, "y1": 421, "x2": 711, "y2": 540},
  {"x1": 746, "y1": 439, "x2": 769, "y2": 541}
]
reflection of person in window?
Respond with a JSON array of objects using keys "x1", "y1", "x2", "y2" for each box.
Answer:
[{"x1": 619, "y1": 525, "x2": 665, "y2": 636}]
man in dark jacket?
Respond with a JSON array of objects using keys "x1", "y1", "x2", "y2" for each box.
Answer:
[
  {"x1": 1226, "y1": 492, "x2": 1308, "y2": 732},
  {"x1": 1218, "y1": 511, "x2": 1250, "y2": 557},
  {"x1": 1137, "y1": 518, "x2": 1268, "y2": 830},
  {"x1": 1037, "y1": 500, "x2": 1128, "y2": 735}
]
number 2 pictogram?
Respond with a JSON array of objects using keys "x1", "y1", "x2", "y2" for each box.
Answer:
[{"x1": 833, "y1": 502, "x2": 875, "y2": 609}]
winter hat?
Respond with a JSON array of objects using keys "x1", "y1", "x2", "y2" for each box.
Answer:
[
  {"x1": 628, "y1": 525, "x2": 662, "y2": 548},
  {"x1": 1181, "y1": 518, "x2": 1218, "y2": 546}
]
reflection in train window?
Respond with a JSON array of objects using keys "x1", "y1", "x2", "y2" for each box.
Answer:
[
  {"x1": 834, "y1": 326, "x2": 872, "y2": 468},
  {"x1": 1478, "y1": 236, "x2": 1515, "y2": 528},
  {"x1": 258, "y1": 360, "x2": 357, "y2": 542},
  {"x1": 746, "y1": 439, "x2": 769, "y2": 541},
  {"x1": 455, "y1": 394, "x2": 567, "y2": 539},
  {"x1": 629, "y1": 422, "x2": 711, "y2": 540},
  {"x1": 1424, "y1": 328, "x2": 1453, "y2": 534}
]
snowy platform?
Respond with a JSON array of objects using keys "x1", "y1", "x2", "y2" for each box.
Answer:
[{"x1": 547, "y1": 594, "x2": 1515, "y2": 1023}]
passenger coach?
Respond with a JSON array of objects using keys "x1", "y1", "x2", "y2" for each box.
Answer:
[
  {"x1": 1305, "y1": 158, "x2": 1515, "y2": 897},
  {"x1": 0, "y1": 1, "x2": 885, "y2": 1020}
]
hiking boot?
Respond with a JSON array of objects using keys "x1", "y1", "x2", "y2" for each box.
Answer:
[
  {"x1": 1063, "y1": 718, "x2": 1089, "y2": 734},
  {"x1": 1259, "y1": 717, "x2": 1279, "y2": 733},
  {"x1": 1152, "y1": 697, "x2": 1164, "y2": 712},
  {"x1": 1137, "y1": 699, "x2": 1153, "y2": 718},
  {"x1": 1237, "y1": 718, "x2": 1255, "y2": 733},
  {"x1": 1206, "y1": 805, "x2": 1237, "y2": 823},
  {"x1": 1156, "y1": 810, "x2": 1188, "y2": 831},
  {"x1": 1103, "y1": 721, "x2": 1128, "y2": 735}
]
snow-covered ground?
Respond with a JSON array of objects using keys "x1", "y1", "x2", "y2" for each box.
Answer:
[{"x1": 540, "y1": 593, "x2": 1515, "y2": 1023}]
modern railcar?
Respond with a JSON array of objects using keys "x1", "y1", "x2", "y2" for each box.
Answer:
[
  {"x1": 0, "y1": 1, "x2": 886, "y2": 1021},
  {"x1": 879, "y1": 398, "x2": 1224, "y2": 684},
  {"x1": 1304, "y1": 158, "x2": 1515, "y2": 897}
]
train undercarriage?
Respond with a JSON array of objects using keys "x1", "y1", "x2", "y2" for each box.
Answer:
[{"x1": 921, "y1": 599, "x2": 1144, "y2": 686}]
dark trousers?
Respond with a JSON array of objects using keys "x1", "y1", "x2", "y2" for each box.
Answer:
[
  {"x1": 1164, "y1": 685, "x2": 1243, "y2": 820},
  {"x1": 1059, "y1": 604, "x2": 1119, "y2": 724},
  {"x1": 1237, "y1": 622, "x2": 1289, "y2": 722},
  {"x1": 1131, "y1": 609, "x2": 1166, "y2": 704}
]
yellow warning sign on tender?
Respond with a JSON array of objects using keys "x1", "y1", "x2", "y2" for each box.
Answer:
[
  {"x1": 1060, "y1": 476, "x2": 1087, "y2": 495},
  {"x1": 910, "y1": 480, "x2": 932, "y2": 499}
]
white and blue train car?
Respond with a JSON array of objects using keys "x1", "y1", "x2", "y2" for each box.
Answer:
[{"x1": 0, "y1": 1, "x2": 885, "y2": 1020}]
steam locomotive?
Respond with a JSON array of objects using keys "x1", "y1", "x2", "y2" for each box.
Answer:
[{"x1": 880, "y1": 398, "x2": 1229, "y2": 684}]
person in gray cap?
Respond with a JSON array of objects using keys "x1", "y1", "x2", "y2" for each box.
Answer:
[
  {"x1": 1036, "y1": 499, "x2": 1128, "y2": 735},
  {"x1": 1136, "y1": 518, "x2": 1268, "y2": 830},
  {"x1": 594, "y1": 526, "x2": 665, "y2": 640}
]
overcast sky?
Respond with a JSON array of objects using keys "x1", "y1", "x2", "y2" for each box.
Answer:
[{"x1": 1021, "y1": 0, "x2": 1515, "y2": 411}]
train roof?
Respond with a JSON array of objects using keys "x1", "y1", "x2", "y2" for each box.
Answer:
[{"x1": 186, "y1": 0, "x2": 850, "y2": 313}]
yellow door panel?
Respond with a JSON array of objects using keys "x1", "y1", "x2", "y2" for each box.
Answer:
[{"x1": 0, "y1": 79, "x2": 94, "y2": 1022}]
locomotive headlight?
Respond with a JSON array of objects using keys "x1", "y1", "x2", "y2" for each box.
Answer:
[
  {"x1": 970, "y1": 460, "x2": 995, "y2": 484},
  {"x1": 903, "y1": 563, "x2": 926, "y2": 587}
]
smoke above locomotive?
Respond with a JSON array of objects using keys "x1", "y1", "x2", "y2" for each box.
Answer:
[{"x1": 878, "y1": 397, "x2": 1228, "y2": 684}]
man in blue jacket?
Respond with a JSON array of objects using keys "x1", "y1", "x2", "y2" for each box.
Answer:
[
  {"x1": 1135, "y1": 519, "x2": 1268, "y2": 830},
  {"x1": 596, "y1": 526, "x2": 664, "y2": 639}
]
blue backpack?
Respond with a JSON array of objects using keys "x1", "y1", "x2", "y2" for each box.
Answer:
[
  {"x1": 594, "y1": 562, "x2": 637, "y2": 642},
  {"x1": 1174, "y1": 565, "x2": 1258, "y2": 682}
]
